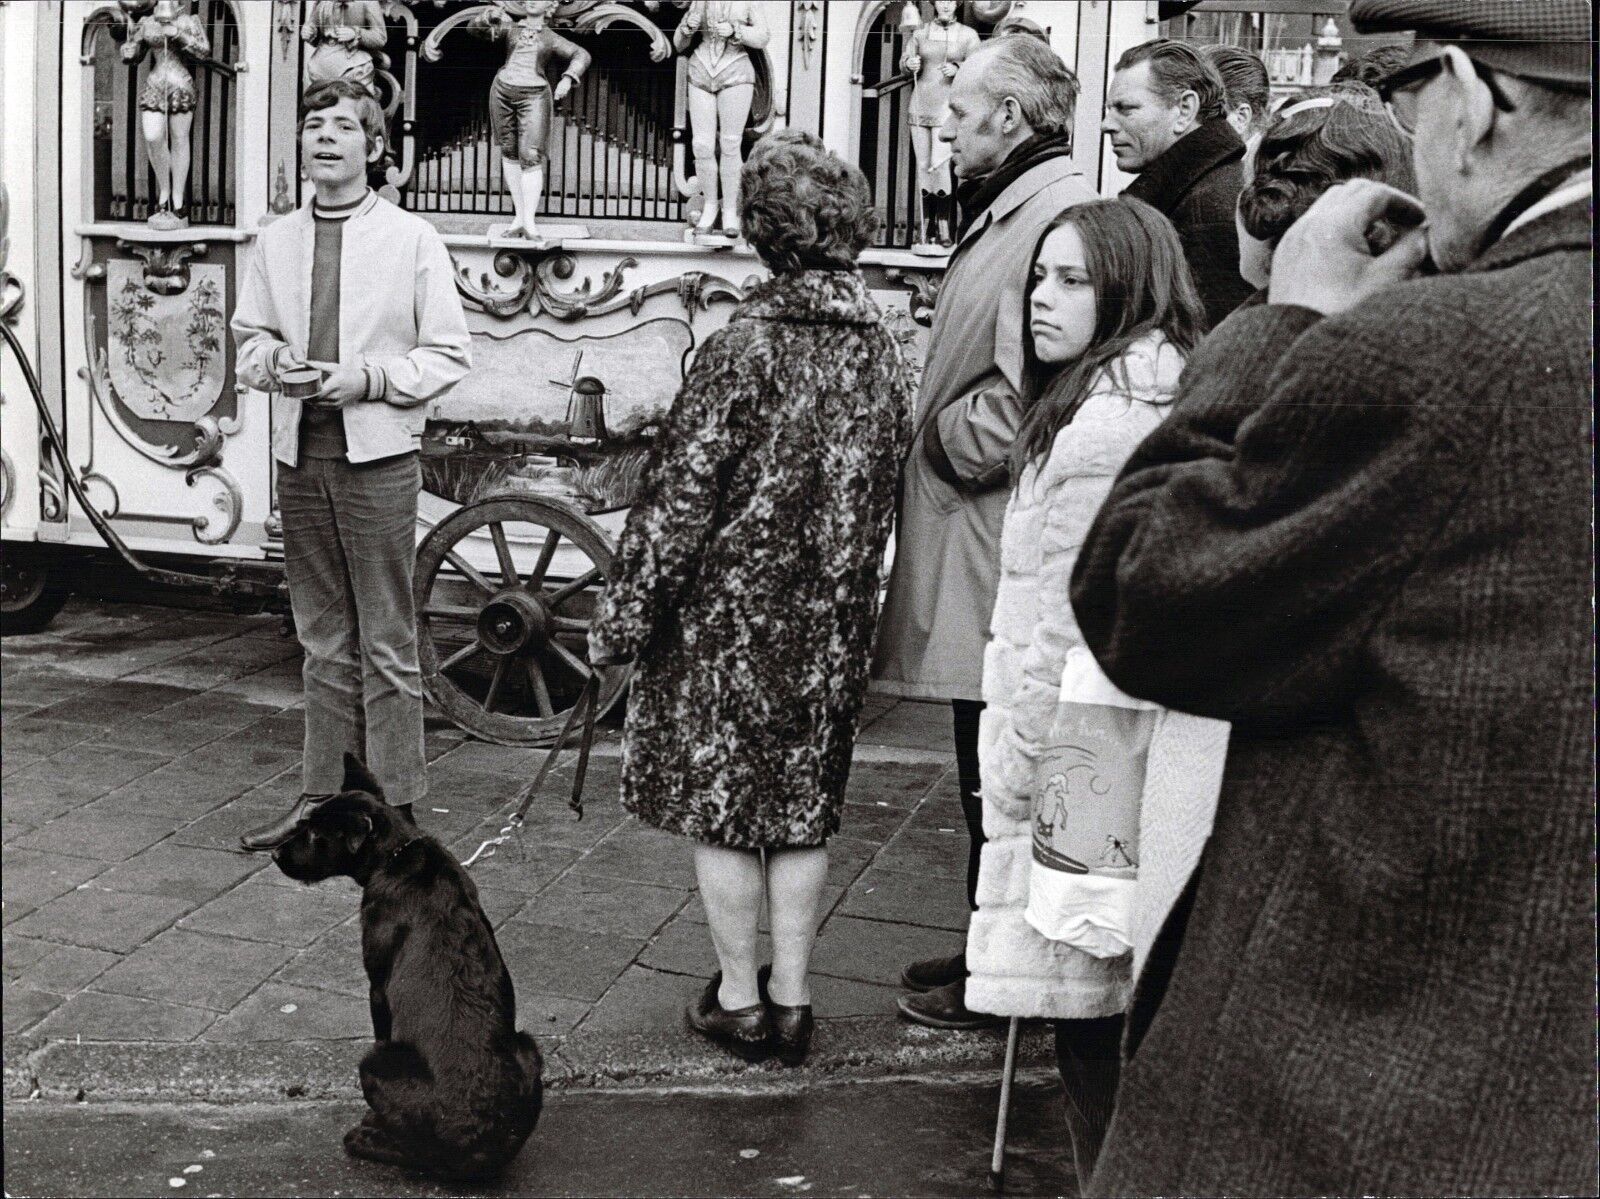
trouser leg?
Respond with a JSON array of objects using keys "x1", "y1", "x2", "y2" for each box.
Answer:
[
  {"x1": 1054, "y1": 1014, "x2": 1125, "y2": 1187},
  {"x1": 278, "y1": 457, "x2": 364, "y2": 797},
  {"x1": 952, "y1": 698, "x2": 985, "y2": 911},
  {"x1": 329, "y1": 453, "x2": 427, "y2": 807}
]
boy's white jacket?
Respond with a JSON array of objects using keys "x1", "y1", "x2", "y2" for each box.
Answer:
[
  {"x1": 232, "y1": 191, "x2": 472, "y2": 466},
  {"x1": 966, "y1": 330, "x2": 1230, "y2": 1020}
]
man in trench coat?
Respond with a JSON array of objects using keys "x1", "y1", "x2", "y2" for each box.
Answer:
[
  {"x1": 1070, "y1": 1, "x2": 1595, "y2": 1193},
  {"x1": 870, "y1": 34, "x2": 1096, "y2": 1028}
]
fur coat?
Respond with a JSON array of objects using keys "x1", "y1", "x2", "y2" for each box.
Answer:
[
  {"x1": 965, "y1": 332, "x2": 1229, "y2": 1020},
  {"x1": 590, "y1": 270, "x2": 912, "y2": 849}
]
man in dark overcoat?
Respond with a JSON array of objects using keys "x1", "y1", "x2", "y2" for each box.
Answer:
[
  {"x1": 1069, "y1": 1, "x2": 1596, "y2": 1194},
  {"x1": 1103, "y1": 39, "x2": 1253, "y2": 325}
]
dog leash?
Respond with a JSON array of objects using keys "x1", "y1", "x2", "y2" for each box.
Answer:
[{"x1": 461, "y1": 672, "x2": 603, "y2": 869}]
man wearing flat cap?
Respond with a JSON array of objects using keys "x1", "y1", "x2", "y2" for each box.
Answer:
[{"x1": 1069, "y1": 1, "x2": 1594, "y2": 1194}]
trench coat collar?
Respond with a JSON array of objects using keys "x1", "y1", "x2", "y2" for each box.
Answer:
[
  {"x1": 1121, "y1": 117, "x2": 1243, "y2": 215},
  {"x1": 737, "y1": 269, "x2": 880, "y2": 327},
  {"x1": 954, "y1": 155, "x2": 1088, "y2": 252}
]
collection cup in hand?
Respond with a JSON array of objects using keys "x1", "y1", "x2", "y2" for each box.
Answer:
[{"x1": 279, "y1": 361, "x2": 336, "y2": 406}]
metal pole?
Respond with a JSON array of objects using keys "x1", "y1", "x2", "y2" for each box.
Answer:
[{"x1": 989, "y1": 1016, "x2": 1022, "y2": 1192}]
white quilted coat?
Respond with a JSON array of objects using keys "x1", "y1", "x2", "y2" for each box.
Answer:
[{"x1": 965, "y1": 331, "x2": 1230, "y2": 1020}]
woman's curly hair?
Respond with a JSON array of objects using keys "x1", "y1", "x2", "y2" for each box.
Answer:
[
  {"x1": 1238, "y1": 87, "x2": 1415, "y2": 244},
  {"x1": 739, "y1": 130, "x2": 880, "y2": 273}
]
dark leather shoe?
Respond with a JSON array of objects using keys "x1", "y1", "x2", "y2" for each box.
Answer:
[
  {"x1": 686, "y1": 972, "x2": 771, "y2": 1062},
  {"x1": 897, "y1": 978, "x2": 1005, "y2": 1031},
  {"x1": 900, "y1": 951, "x2": 966, "y2": 993},
  {"x1": 239, "y1": 794, "x2": 332, "y2": 853},
  {"x1": 758, "y1": 965, "x2": 814, "y2": 1068}
]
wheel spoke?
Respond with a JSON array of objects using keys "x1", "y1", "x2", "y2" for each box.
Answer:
[
  {"x1": 546, "y1": 566, "x2": 602, "y2": 608},
  {"x1": 525, "y1": 659, "x2": 554, "y2": 717},
  {"x1": 526, "y1": 527, "x2": 561, "y2": 589},
  {"x1": 422, "y1": 603, "x2": 480, "y2": 623},
  {"x1": 444, "y1": 549, "x2": 496, "y2": 597},
  {"x1": 440, "y1": 638, "x2": 485, "y2": 673},
  {"x1": 484, "y1": 657, "x2": 511, "y2": 713},
  {"x1": 489, "y1": 522, "x2": 519, "y2": 588},
  {"x1": 551, "y1": 615, "x2": 590, "y2": 634},
  {"x1": 547, "y1": 639, "x2": 593, "y2": 680}
]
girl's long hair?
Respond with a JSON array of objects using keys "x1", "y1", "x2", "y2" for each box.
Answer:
[{"x1": 1009, "y1": 197, "x2": 1208, "y2": 482}]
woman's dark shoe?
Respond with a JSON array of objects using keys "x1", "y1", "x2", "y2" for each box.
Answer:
[
  {"x1": 239, "y1": 793, "x2": 333, "y2": 853},
  {"x1": 758, "y1": 965, "x2": 814, "y2": 1068},
  {"x1": 900, "y1": 950, "x2": 966, "y2": 993},
  {"x1": 897, "y1": 977, "x2": 1006, "y2": 1031},
  {"x1": 686, "y1": 972, "x2": 772, "y2": 1062}
]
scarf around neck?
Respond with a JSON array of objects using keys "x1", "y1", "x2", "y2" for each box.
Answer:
[{"x1": 956, "y1": 131, "x2": 1075, "y2": 238}]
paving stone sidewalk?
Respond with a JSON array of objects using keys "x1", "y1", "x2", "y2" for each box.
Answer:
[{"x1": 3, "y1": 597, "x2": 1052, "y2": 1102}]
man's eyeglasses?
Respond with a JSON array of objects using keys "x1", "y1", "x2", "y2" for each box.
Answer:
[{"x1": 1377, "y1": 53, "x2": 1517, "y2": 133}]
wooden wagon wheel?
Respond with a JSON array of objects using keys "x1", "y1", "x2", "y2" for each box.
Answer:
[{"x1": 414, "y1": 495, "x2": 629, "y2": 746}]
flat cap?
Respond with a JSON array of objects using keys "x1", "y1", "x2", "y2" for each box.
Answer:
[{"x1": 1348, "y1": 0, "x2": 1593, "y2": 86}]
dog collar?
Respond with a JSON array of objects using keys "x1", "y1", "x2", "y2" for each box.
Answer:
[{"x1": 388, "y1": 836, "x2": 422, "y2": 865}]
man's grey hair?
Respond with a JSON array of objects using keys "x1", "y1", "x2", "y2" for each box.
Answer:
[{"x1": 970, "y1": 35, "x2": 1079, "y2": 137}]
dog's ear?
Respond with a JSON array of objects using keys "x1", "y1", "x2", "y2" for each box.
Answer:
[
  {"x1": 341, "y1": 811, "x2": 374, "y2": 858},
  {"x1": 341, "y1": 753, "x2": 385, "y2": 801}
]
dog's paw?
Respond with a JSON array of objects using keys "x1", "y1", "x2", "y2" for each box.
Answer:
[{"x1": 343, "y1": 1119, "x2": 416, "y2": 1169}]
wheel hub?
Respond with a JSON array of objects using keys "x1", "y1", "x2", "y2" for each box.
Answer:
[{"x1": 477, "y1": 587, "x2": 550, "y2": 655}]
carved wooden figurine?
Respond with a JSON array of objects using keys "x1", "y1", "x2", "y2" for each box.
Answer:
[
  {"x1": 901, "y1": 0, "x2": 978, "y2": 248},
  {"x1": 674, "y1": 0, "x2": 769, "y2": 237},
  {"x1": 119, "y1": 0, "x2": 210, "y2": 230},
  {"x1": 301, "y1": 0, "x2": 389, "y2": 91},
  {"x1": 472, "y1": 0, "x2": 592, "y2": 240}
]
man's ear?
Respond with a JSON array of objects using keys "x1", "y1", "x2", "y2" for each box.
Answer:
[
  {"x1": 341, "y1": 753, "x2": 385, "y2": 801},
  {"x1": 1438, "y1": 45, "x2": 1496, "y2": 163},
  {"x1": 342, "y1": 812, "x2": 375, "y2": 859},
  {"x1": 366, "y1": 134, "x2": 385, "y2": 166},
  {"x1": 1174, "y1": 88, "x2": 1201, "y2": 135}
]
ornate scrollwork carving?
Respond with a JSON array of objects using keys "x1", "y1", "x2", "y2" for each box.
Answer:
[
  {"x1": 116, "y1": 240, "x2": 208, "y2": 296},
  {"x1": 454, "y1": 248, "x2": 755, "y2": 324},
  {"x1": 80, "y1": 309, "x2": 240, "y2": 471},
  {"x1": 186, "y1": 463, "x2": 243, "y2": 545},
  {"x1": 885, "y1": 266, "x2": 943, "y2": 328},
  {"x1": 80, "y1": 470, "x2": 122, "y2": 519},
  {"x1": 37, "y1": 468, "x2": 65, "y2": 521},
  {"x1": 530, "y1": 252, "x2": 638, "y2": 320},
  {"x1": 454, "y1": 249, "x2": 540, "y2": 319},
  {"x1": 418, "y1": 1, "x2": 671, "y2": 64},
  {"x1": 0, "y1": 183, "x2": 22, "y2": 326},
  {"x1": 0, "y1": 449, "x2": 15, "y2": 520}
]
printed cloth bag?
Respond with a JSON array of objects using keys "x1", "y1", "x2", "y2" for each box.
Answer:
[{"x1": 1024, "y1": 646, "x2": 1157, "y2": 957}]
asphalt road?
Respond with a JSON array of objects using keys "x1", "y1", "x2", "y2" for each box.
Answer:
[{"x1": 3, "y1": 1073, "x2": 1075, "y2": 1198}]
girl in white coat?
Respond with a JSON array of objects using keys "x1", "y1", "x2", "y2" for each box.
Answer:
[{"x1": 967, "y1": 197, "x2": 1228, "y2": 1183}]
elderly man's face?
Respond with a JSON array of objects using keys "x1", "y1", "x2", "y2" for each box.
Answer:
[
  {"x1": 939, "y1": 57, "x2": 1011, "y2": 180},
  {"x1": 1102, "y1": 61, "x2": 1192, "y2": 172},
  {"x1": 1397, "y1": 51, "x2": 1488, "y2": 272}
]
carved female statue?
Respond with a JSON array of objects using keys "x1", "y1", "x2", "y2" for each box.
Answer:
[
  {"x1": 119, "y1": 0, "x2": 210, "y2": 230},
  {"x1": 674, "y1": 0, "x2": 769, "y2": 237},
  {"x1": 301, "y1": 0, "x2": 389, "y2": 91},
  {"x1": 472, "y1": 0, "x2": 592, "y2": 240},
  {"x1": 901, "y1": 0, "x2": 979, "y2": 247}
]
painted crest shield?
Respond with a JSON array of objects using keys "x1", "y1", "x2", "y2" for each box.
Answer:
[{"x1": 105, "y1": 259, "x2": 227, "y2": 424}]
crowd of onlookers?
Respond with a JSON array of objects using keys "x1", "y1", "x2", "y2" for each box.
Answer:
[
  {"x1": 233, "y1": 0, "x2": 1593, "y2": 1193},
  {"x1": 588, "y1": 2, "x2": 1593, "y2": 1194}
]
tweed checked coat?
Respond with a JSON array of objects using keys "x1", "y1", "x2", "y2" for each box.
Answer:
[
  {"x1": 590, "y1": 271, "x2": 912, "y2": 849},
  {"x1": 1070, "y1": 199, "x2": 1596, "y2": 1196}
]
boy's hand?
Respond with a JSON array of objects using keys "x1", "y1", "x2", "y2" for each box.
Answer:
[{"x1": 308, "y1": 367, "x2": 369, "y2": 409}]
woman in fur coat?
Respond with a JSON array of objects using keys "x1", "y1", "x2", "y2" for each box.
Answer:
[
  {"x1": 588, "y1": 130, "x2": 911, "y2": 1066},
  {"x1": 963, "y1": 198, "x2": 1228, "y2": 1181}
]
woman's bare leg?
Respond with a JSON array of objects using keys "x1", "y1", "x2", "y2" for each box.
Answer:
[
  {"x1": 141, "y1": 111, "x2": 172, "y2": 210},
  {"x1": 169, "y1": 111, "x2": 194, "y2": 211},
  {"x1": 694, "y1": 842, "x2": 764, "y2": 1009},
  {"x1": 686, "y1": 84, "x2": 720, "y2": 231},
  {"x1": 765, "y1": 845, "x2": 828, "y2": 1006},
  {"x1": 714, "y1": 83, "x2": 754, "y2": 232}
]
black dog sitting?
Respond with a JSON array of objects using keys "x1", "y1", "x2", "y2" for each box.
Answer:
[{"x1": 271, "y1": 755, "x2": 542, "y2": 1182}]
